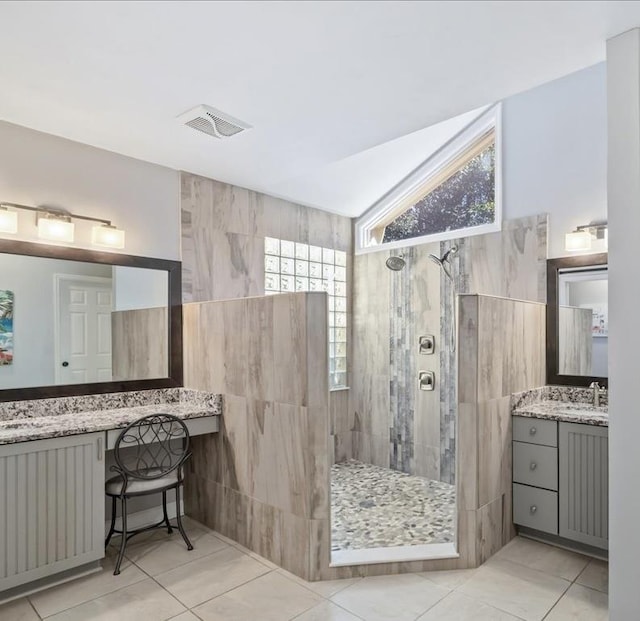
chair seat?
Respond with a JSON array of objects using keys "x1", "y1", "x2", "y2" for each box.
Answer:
[{"x1": 105, "y1": 469, "x2": 179, "y2": 496}]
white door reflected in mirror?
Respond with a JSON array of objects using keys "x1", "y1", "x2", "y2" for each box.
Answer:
[{"x1": 55, "y1": 276, "x2": 113, "y2": 385}]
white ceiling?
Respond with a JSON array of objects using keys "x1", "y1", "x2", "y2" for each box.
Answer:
[{"x1": 1, "y1": 1, "x2": 639, "y2": 217}]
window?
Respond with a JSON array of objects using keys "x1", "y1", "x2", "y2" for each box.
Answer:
[
  {"x1": 264, "y1": 237, "x2": 347, "y2": 389},
  {"x1": 356, "y1": 104, "x2": 501, "y2": 252}
]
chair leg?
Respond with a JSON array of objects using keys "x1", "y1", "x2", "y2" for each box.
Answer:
[
  {"x1": 174, "y1": 486, "x2": 193, "y2": 551},
  {"x1": 113, "y1": 497, "x2": 128, "y2": 575},
  {"x1": 162, "y1": 491, "x2": 173, "y2": 534},
  {"x1": 105, "y1": 496, "x2": 117, "y2": 547}
]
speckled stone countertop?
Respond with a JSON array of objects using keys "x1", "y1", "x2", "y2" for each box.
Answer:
[
  {"x1": 0, "y1": 388, "x2": 222, "y2": 445},
  {"x1": 512, "y1": 386, "x2": 608, "y2": 427}
]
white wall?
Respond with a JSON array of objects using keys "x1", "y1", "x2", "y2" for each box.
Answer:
[
  {"x1": 113, "y1": 266, "x2": 168, "y2": 311},
  {"x1": 0, "y1": 121, "x2": 180, "y2": 260},
  {"x1": 607, "y1": 28, "x2": 640, "y2": 621},
  {"x1": 0, "y1": 254, "x2": 112, "y2": 390},
  {"x1": 502, "y1": 63, "x2": 607, "y2": 258}
]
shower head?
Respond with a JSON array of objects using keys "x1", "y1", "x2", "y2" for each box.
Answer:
[
  {"x1": 385, "y1": 255, "x2": 406, "y2": 271},
  {"x1": 428, "y1": 245, "x2": 458, "y2": 281},
  {"x1": 428, "y1": 245, "x2": 458, "y2": 266}
]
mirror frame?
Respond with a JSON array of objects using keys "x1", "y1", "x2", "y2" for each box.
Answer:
[
  {"x1": 0, "y1": 239, "x2": 183, "y2": 401},
  {"x1": 546, "y1": 253, "x2": 608, "y2": 388}
]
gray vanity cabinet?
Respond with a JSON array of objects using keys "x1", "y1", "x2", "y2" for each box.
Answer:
[
  {"x1": 558, "y1": 422, "x2": 608, "y2": 549},
  {"x1": 0, "y1": 433, "x2": 105, "y2": 592}
]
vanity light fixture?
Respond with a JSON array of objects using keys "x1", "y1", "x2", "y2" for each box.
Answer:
[
  {"x1": 91, "y1": 224, "x2": 126, "y2": 249},
  {"x1": 564, "y1": 221, "x2": 608, "y2": 252},
  {"x1": 0, "y1": 202, "x2": 126, "y2": 249},
  {"x1": 0, "y1": 206, "x2": 18, "y2": 234},
  {"x1": 37, "y1": 212, "x2": 75, "y2": 243}
]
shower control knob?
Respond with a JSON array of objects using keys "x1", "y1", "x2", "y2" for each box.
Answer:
[
  {"x1": 529, "y1": 427, "x2": 537, "y2": 436},
  {"x1": 530, "y1": 505, "x2": 537, "y2": 515},
  {"x1": 530, "y1": 462, "x2": 537, "y2": 471}
]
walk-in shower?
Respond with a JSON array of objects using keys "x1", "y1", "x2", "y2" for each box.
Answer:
[{"x1": 331, "y1": 242, "x2": 459, "y2": 563}]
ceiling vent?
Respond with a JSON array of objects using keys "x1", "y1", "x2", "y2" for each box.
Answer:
[{"x1": 177, "y1": 104, "x2": 252, "y2": 139}]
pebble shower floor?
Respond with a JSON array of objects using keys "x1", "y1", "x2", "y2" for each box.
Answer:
[{"x1": 330, "y1": 459, "x2": 456, "y2": 551}]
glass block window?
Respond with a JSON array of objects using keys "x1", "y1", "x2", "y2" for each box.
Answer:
[{"x1": 265, "y1": 237, "x2": 347, "y2": 389}]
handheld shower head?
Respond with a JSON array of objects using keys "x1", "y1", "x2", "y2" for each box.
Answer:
[{"x1": 428, "y1": 245, "x2": 458, "y2": 281}]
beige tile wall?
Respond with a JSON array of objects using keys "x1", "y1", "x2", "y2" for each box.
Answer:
[
  {"x1": 182, "y1": 292, "x2": 330, "y2": 580},
  {"x1": 458, "y1": 294, "x2": 546, "y2": 562}
]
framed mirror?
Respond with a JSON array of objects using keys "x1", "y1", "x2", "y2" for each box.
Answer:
[
  {"x1": 546, "y1": 253, "x2": 608, "y2": 387},
  {"x1": 0, "y1": 239, "x2": 182, "y2": 401}
]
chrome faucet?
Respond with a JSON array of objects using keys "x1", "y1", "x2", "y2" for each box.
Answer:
[{"x1": 589, "y1": 381, "x2": 606, "y2": 407}]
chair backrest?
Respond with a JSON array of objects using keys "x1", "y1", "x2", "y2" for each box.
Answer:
[{"x1": 113, "y1": 413, "x2": 190, "y2": 480}]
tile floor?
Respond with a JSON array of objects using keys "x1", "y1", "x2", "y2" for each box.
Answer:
[
  {"x1": 0, "y1": 518, "x2": 608, "y2": 620},
  {"x1": 331, "y1": 460, "x2": 456, "y2": 550}
]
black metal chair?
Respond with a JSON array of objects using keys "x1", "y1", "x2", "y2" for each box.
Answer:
[{"x1": 105, "y1": 413, "x2": 193, "y2": 575}]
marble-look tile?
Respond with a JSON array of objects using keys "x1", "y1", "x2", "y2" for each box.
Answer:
[
  {"x1": 0, "y1": 598, "x2": 39, "y2": 621},
  {"x1": 330, "y1": 573, "x2": 449, "y2": 621},
  {"x1": 419, "y1": 568, "x2": 478, "y2": 590},
  {"x1": 293, "y1": 600, "x2": 363, "y2": 621},
  {"x1": 417, "y1": 591, "x2": 522, "y2": 620},
  {"x1": 458, "y1": 556, "x2": 571, "y2": 621},
  {"x1": 477, "y1": 396, "x2": 512, "y2": 507},
  {"x1": 456, "y1": 402, "x2": 478, "y2": 511},
  {"x1": 30, "y1": 554, "x2": 147, "y2": 618},
  {"x1": 168, "y1": 613, "x2": 201, "y2": 621},
  {"x1": 476, "y1": 496, "x2": 505, "y2": 565},
  {"x1": 245, "y1": 295, "x2": 275, "y2": 402},
  {"x1": 277, "y1": 568, "x2": 361, "y2": 598},
  {"x1": 124, "y1": 528, "x2": 229, "y2": 576},
  {"x1": 457, "y1": 295, "x2": 478, "y2": 404},
  {"x1": 545, "y1": 583, "x2": 608, "y2": 621},
  {"x1": 192, "y1": 572, "x2": 322, "y2": 621},
  {"x1": 45, "y1": 578, "x2": 185, "y2": 621},
  {"x1": 576, "y1": 559, "x2": 609, "y2": 593},
  {"x1": 112, "y1": 306, "x2": 168, "y2": 381},
  {"x1": 272, "y1": 294, "x2": 308, "y2": 405},
  {"x1": 495, "y1": 537, "x2": 590, "y2": 582},
  {"x1": 154, "y1": 546, "x2": 271, "y2": 609}
]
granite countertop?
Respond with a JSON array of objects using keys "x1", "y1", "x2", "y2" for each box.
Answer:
[
  {"x1": 0, "y1": 389, "x2": 222, "y2": 445},
  {"x1": 513, "y1": 400, "x2": 608, "y2": 427}
]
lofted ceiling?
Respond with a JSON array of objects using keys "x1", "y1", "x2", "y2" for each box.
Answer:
[{"x1": 1, "y1": 1, "x2": 639, "y2": 217}]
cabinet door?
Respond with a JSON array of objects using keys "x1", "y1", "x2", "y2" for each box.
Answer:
[
  {"x1": 558, "y1": 422, "x2": 608, "y2": 549},
  {"x1": 0, "y1": 432, "x2": 106, "y2": 592}
]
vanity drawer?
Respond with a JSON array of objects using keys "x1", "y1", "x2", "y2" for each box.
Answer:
[
  {"x1": 513, "y1": 483, "x2": 558, "y2": 535},
  {"x1": 513, "y1": 441, "x2": 558, "y2": 490},
  {"x1": 513, "y1": 416, "x2": 557, "y2": 447}
]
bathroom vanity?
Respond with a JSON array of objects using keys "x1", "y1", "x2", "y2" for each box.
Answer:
[
  {"x1": 0, "y1": 389, "x2": 221, "y2": 595},
  {"x1": 511, "y1": 388, "x2": 608, "y2": 553}
]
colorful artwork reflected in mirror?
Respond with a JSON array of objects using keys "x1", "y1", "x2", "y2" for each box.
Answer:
[{"x1": 0, "y1": 290, "x2": 14, "y2": 366}]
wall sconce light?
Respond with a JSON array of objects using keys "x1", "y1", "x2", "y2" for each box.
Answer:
[
  {"x1": 0, "y1": 202, "x2": 126, "y2": 249},
  {"x1": 565, "y1": 221, "x2": 608, "y2": 252},
  {"x1": 91, "y1": 224, "x2": 126, "y2": 249},
  {"x1": 37, "y1": 213, "x2": 75, "y2": 243},
  {"x1": 0, "y1": 207, "x2": 18, "y2": 234}
]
